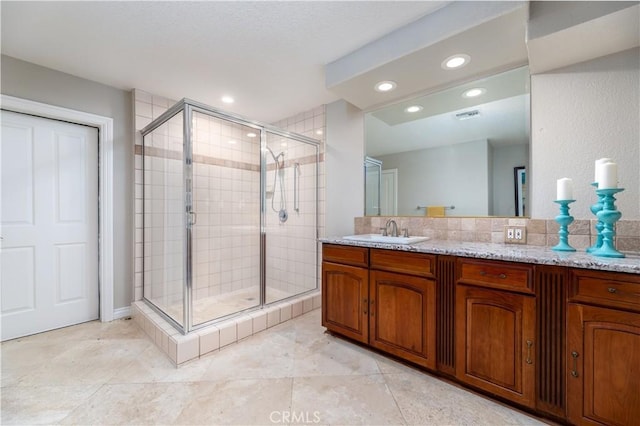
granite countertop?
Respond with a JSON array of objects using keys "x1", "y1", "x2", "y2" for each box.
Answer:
[{"x1": 320, "y1": 237, "x2": 640, "y2": 275}]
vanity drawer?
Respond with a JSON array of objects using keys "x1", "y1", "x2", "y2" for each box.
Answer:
[
  {"x1": 322, "y1": 244, "x2": 369, "y2": 268},
  {"x1": 370, "y1": 249, "x2": 435, "y2": 278},
  {"x1": 457, "y1": 259, "x2": 533, "y2": 294},
  {"x1": 569, "y1": 269, "x2": 640, "y2": 312}
]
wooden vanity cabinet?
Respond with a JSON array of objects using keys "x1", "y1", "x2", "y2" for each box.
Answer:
[
  {"x1": 322, "y1": 242, "x2": 640, "y2": 424},
  {"x1": 321, "y1": 244, "x2": 369, "y2": 343},
  {"x1": 321, "y1": 245, "x2": 437, "y2": 368},
  {"x1": 566, "y1": 269, "x2": 640, "y2": 426},
  {"x1": 369, "y1": 249, "x2": 437, "y2": 369},
  {"x1": 455, "y1": 258, "x2": 537, "y2": 408}
]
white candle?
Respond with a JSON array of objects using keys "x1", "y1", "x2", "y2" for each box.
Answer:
[
  {"x1": 595, "y1": 158, "x2": 613, "y2": 184},
  {"x1": 557, "y1": 177, "x2": 573, "y2": 200},
  {"x1": 599, "y1": 162, "x2": 618, "y2": 189}
]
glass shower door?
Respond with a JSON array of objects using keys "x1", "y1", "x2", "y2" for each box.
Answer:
[
  {"x1": 189, "y1": 109, "x2": 261, "y2": 326},
  {"x1": 264, "y1": 131, "x2": 318, "y2": 304},
  {"x1": 142, "y1": 111, "x2": 186, "y2": 329}
]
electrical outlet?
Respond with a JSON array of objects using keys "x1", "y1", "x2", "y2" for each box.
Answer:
[{"x1": 504, "y1": 225, "x2": 527, "y2": 244}]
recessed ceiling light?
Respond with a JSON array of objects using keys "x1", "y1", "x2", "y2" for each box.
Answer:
[
  {"x1": 374, "y1": 81, "x2": 397, "y2": 92},
  {"x1": 280, "y1": 141, "x2": 288, "y2": 147},
  {"x1": 247, "y1": 132, "x2": 257, "y2": 138},
  {"x1": 442, "y1": 54, "x2": 470, "y2": 70},
  {"x1": 315, "y1": 130, "x2": 323, "y2": 135},
  {"x1": 462, "y1": 88, "x2": 486, "y2": 98},
  {"x1": 405, "y1": 105, "x2": 423, "y2": 113},
  {"x1": 221, "y1": 96, "x2": 234, "y2": 104},
  {"x1": 228, "y1": 140, "x2": 237, "y2": 144}
]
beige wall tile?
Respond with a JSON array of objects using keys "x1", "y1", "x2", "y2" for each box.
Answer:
[{"x1": 527, "y1": 219, "x2": 546, "y2": 234}]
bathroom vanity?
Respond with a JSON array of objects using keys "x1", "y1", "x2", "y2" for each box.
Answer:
[{"x1": 320, "y1": 239, "x2": 640, "y2": 425}]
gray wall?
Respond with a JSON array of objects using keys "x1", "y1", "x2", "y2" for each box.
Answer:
[
  {"x1": 492, "y1": 144, "x2": 529, "y2": 216},
  {"x1": 1, "y1": 55, "x2": 134, "y2": 310},
  {"x1": 379, "y1": 139, "x2": 491, "y2": 216},
  {"x1": 325, "y1": 99, "x2": 364, "y2": 237}
]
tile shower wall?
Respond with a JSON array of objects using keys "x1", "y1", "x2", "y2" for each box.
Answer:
[
  {"x1": 191, "y1": 111, "x2": 261, "y2": 306},
  {"x1": 133, "y1": 90, "x2": 326, "y2": 308},
  {"x1": 264, "y1": 133, "x2": 319, "y2": 298}
]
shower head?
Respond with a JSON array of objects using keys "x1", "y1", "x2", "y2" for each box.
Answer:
[{"x1": 264, "y1": 146, "x2": 285, "y2": 168}]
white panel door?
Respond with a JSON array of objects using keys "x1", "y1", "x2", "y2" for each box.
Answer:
[
  {"x1": 381, "y1": 169, "x2": 397, "y2": 216},
  {"x1": 1, "y1": 110, "x2": 99, "y2": 341}
]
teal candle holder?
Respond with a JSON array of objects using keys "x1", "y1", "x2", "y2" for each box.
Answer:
[
  {"x1": 586, "y1": 182, "x2": 605, "y2": 253},
  {"x1": 552, "y1": 199, "x2": 576, "y2": 252},
  {"x1": 592, "y1": 188, "x2": 625, "y2": 258}
]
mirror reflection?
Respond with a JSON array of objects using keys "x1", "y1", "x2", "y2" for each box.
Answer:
[{"x1": 365, "y1": 66, "x2": 530, "y2": 217}]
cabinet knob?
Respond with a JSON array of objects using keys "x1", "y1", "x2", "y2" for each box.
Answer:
[{"x1": 607, "y1": 287, "x2": 617, "y2": 294}]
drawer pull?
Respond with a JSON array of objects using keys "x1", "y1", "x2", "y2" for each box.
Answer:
[
  {"x1": 525, "y1": 340, "x2": 533, "y2": 365},
  {"x1": 607, "y1": 287, "x2": 617, "y2": 294},
  {"x1": 571, "y1": 351, "x2": 579, "y2": 377},
  {"x1": 479, "y1": 271, "x2": 507, "y2": 279}
]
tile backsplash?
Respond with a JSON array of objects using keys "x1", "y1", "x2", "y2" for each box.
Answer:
[{"x1": 354, "y1": 216, "x2": 640, "y2": 253}]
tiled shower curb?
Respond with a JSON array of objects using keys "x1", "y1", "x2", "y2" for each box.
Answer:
[{"x1": 132, "y1": 291, "x2": 321, "y2": 366}]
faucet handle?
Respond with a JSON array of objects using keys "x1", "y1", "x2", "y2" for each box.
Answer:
[
  {"x1": 401, "y1": 228, "x2": 409, "y2": 237},
  {"x1": 379, "y1": 227, "x2": 388, "y2": 236}
]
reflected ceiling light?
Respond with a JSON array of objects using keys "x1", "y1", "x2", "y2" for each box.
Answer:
[
  {"x1": 442, "y1": 54, "x2": 470, "y2": 70},
  {"x1": 405, "y1": 105, "x2": 423, "y2": 113},
  {"x1": 281, "y1": 142, "x2": 288, "y2": 147},
  {"x1": 228, "y1": 140, "x2": 237, "y2": 144},
  {"x1": 221, "y1": 95, "x2": 234, "y2": 104},
  {"x1": 374, "y1": 80, "x2": 397, "y2": 92},
  {"x1": 315, "y1": 130, "x2": 323, "y2": 135},
  {"x1": 247, "y1": 132, "x2": 257, "y2": 138},
  {"x1": 462, "y1": 88, "x2": 486, "y2": 98}
]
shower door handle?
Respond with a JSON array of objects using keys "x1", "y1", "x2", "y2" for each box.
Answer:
[
  {"x1": 188, "y1": 211, "x2": 197, "y2": 226},
  {"x1": 294, "y1": 162, "x2": 300, "y2": 212}
]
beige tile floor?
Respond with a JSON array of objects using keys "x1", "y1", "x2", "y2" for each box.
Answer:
[{"x1": 1, "y1": 310, "x2": 547, "y2": 425}]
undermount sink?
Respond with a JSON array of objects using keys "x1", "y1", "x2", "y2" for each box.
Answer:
[{"x1": 343, "y1": 234, "x2": 430, "y2": 245}]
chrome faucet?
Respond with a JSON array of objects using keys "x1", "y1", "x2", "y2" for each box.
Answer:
[{"x1": 385, "y1": 219, "x2": 398, "y2": 237}]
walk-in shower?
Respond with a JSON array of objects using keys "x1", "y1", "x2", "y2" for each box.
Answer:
[{"x1": 140, "y1": 99, "x2": 319, "y2": 334}]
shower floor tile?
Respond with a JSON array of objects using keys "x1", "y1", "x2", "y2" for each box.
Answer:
[{"x1": 156, "y1": 287, "x2": 296, "y2": 326}]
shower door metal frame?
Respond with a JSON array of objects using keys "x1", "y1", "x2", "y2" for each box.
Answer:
[
  {"x1": 140, "y1": 103, "x2": 189, "y2": 335},
  {"x1": 141, "y1": 98, "x2": 320, "y2": 335}
]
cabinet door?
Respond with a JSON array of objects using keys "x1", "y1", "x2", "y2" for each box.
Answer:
[
  {"x1": 567, "y1": 304, "x2": 640, "y2": 426},
  {"x1": 456, "y1": 285, "x2": 536, "y2": 408},
  {"x1": 369, "y1": 270, "x2": 436, "y2": 369},
  {"x1": 322, "y1": 262, "x2": 369, "y2": 343}
]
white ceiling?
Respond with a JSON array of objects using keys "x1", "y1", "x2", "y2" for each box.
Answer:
[{"x1": 0, "y1": 1, "x2": 449, "y2": 123}]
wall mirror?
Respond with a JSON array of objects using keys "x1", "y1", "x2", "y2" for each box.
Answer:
[{"x1": 364, "y1": 65, "x2": 530, "y2": 217}]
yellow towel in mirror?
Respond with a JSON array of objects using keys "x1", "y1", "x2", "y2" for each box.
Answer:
[{"x1": 426, "y1": 206, "x2": 446, "y2": 217}]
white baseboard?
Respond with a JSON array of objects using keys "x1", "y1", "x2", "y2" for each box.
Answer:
[{"x1": 112, "y1": 306, "x2": 132, "y2": 320}]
